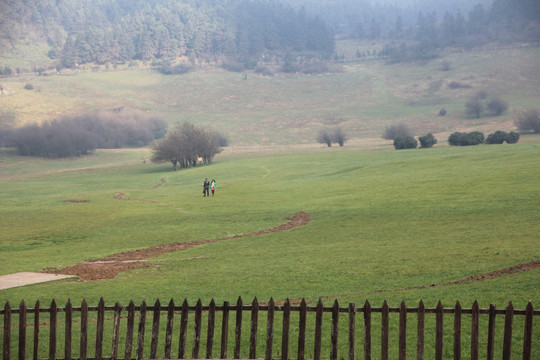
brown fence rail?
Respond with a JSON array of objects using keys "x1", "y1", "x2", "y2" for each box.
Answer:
[{"x1": 2, "y1": 298, "x2": 538, "y2": 360}]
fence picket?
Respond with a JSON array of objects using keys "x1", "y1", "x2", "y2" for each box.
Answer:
[
  {"x1": 363, "y1": 300, "x2": 371, "y2": 360},
  {"x1": 207, "y1": 299, "x2": 216, "y2": 359},
  {"x1": 19, "y1": 300, "x2": 27, "y2": 360},
  {"x1": 221, "y1": 301, "x2": 230, "y2": 359},
  {"x1": 64, "y1": 300, "x2": 71, "y2": 360},
  {"x1": 234, "y1": 297, "x2": 243, "y2": 359},
  {"x1": 136, "y1": 301, "x2": 147, "y2": 360},
  {"x1": 33, "y1": 300, "x2": 40, "y2": 360},
  {"x1": 348, "y1": 303, "x2": 355, "y2": 360},
  {"x1": 399, "y1": 301, "x2": 406, "y2": 360},
  {"x1": 249, "y1": 297, "x2": 259, "y2": 359},
  {"x1": 330, "y1": 300, "x2": 339, "y2": 360},
  {"x1": 417, "y1": 300, "x2": 424, "y2": 360},
  {"x1": 298, "y1": 299, "x2": 307, "y2": 360},
  {"x1": 193, "y1": 299, "x2": 203, "y2": 359},
  {"x1": 265, "y1": 298, "x2": 275, "y2": 360},
  {"x1": 381, "y1": 300, "x2": 389, "y2": 360},
  {"x1": 281, "y1": 299, "x2": 291, "y2": 360},
  {"x1": 502, "y1": 301, "x2": 514, "y2": 360},
  {"x1": 49, "y1": 299, "x2": 57, "y2": 360},
  {"x1": 165, "y1": 299, "x2": 175, "y2": 359},
  {"x1": 80, "y1": 299, "x2": 88, "y2": 360},
  {"x1": 96, "y1": 298, "x2": 105, "y2": 360},
  {"x1": 111, "y1": 302, "x2": 121, "y2": 360},
  {"x1": 435, "y1": 301, "x2": 443, "y2": 360},
  {"x1": 124, "y1": 300, "x2": 135, "y2": 360},
  {"x1": 471, "y1": 301, "x2": 479, "y2": 360},
  {"x1": 150, "y1": 299, "x2": 161, "y2": 359},
  {"x1": 453, "y1": 301, "x2": 461, "y2": 360},
  {"x1": 3, "y1": 301, "x2": 10, "y2": 360},
  {"x1": 178, "y1": 299, "x2": 189, "y2": 359},
  {"x1": 486, "y1": 304, "x2": 496, "y2": 360},
  {"x1": 523, "y1": 302, "x2": 533, "y2": 360},
  {"x1": 314, "y1": 299, "x2": 323, "y2": 360}
]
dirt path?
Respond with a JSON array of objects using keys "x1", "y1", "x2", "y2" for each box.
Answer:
[{"x1": 45, "y1": 211, "x2": 311, "y2": 281}]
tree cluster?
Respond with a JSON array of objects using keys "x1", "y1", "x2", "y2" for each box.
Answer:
[
  {"x1": 448, "y1": 131, "x2": 485, "y2": 146},
  {"x1": 3, "y1": 110, "x2": 167, "y2": 158},
  {"x1": 465, "y1": 93, "x2": 508, "y2": 119},
  {"x1": 515, "y1": 109, "x2": 540, "y2": 133},
  {"x1": 317, "y1": 127, "x2": 347, "y2": 147},
  {"x1": 151, "y1": 122, "x2": 223, "y2": 171},
  {"x1": 485, "y1": 131, "x2": 520, "y2": 144},
  {"x1": 0, "y1": 0, "x2": 334, "y2": 70}
]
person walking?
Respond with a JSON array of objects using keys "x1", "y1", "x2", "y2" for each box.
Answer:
[
  {"x1": 211, "y1": 179, "x2": 216, "y2": 196},
  {"x1": 203, "y1": 178, "x2": 210, "y2": 197}
]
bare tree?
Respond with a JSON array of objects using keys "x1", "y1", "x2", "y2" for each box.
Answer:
[
  {"x1": 486, "y1": 97, "x2": 508, "y2": 116},
  {"x1": 332, "y1": 126, "x2": 347, "y2": 146},
  {"x1": 151, "y1": 122, "x2": 222, "y2": 170},
  {"x1": 515, "y1": 109, "x2": 540, "y2": 133},
  {"x1": 465, "y1": 97, "x2": 484, "y2": 118},
  {"x1": 317, "y1": 128, "x2": 332, "y2": 147},
  {"x1": 382, "y1": 122, "x2": 413, "y2": 140}
]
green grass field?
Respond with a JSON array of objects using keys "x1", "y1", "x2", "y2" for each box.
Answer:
[{"x1": 1, "y1": 44, "x2": 540, "y2": 358}]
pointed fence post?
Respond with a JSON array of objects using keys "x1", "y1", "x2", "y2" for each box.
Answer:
[
  {"x1": 80, "y1": 299, "x2": 88, "y2": 360},
  {"x1": 220, "y1": 301, "x2": 230, "y2": 359},
  {"x1": 453, "y1": 301, "x2": 462, "y2": 360},
  {"x1": 164, "y1": 300, "x2": 175, "y2": 359},
  {"x1": 502, "y1": 301, "x2": 514, "y2": 360},
  {"x1": 348, "y1": 303, "x2": 355, "y2": 360},
  {"x1": 281, "y1": 299, "x2": 291, "y2": 360},
  {"x1": 381, "y1": 300, "x2": 389, "y2": 360},
  {"x1": 49, "y1": 299, "x2": 57, "y2": 360},
  {"x1": 3, "y1": 301, "x2": 11, "y2": 360},
  {"x1": 470, "y1": 301, "x2": 479, "y2": 360},
  {"x1": 298, "y1": 299, "x2": 307, "y2": 360},
  {"x1": 314, "y1": 299, "x2": 323, "y2": 360},
  {"x1": 96, "y1": 298, "x2": 105, "y2": 360},
  {"x1": 486, "y1": 304, "x2": 496, "y2": 360},
  {"x1": 64, "y1": 299, "x2": 72, "y2": 360},
  {"x1": 435, "y1": 301, "x2": 443, "y2": 360},
  {"x1": 136, "y1": 301, "x2": 147, "y2": 360},
  {"x1": 522, "y1": 302, "x2": 533, "y2": 360},
  {"x1": 192, "y1": 299, "x2": 203, "y2": 359},
  {"x1": 234, "y1": 297, "x2": 243, "y2": 359},
  {"x1": 111, "y1": 301, "x2": 122, "y2": 360},
  {"x1": 150, "y1": 299, "x2": 161, "y2": 359},
  {"x1": 363, "y1": 300, "x2": 372, "y2": 360},
  {"x1": 33, "y1": 300, "x2": 40, "y2": 360},
  {"x1": 178, "y1": 299, "x2": 189, "y2": 359},
  {"x1": 19, "y1": 300, "x2": 27, "y2": 360},
  {"x1": 330, "y1": 300, "x2": 339, "y2": 360},
  {"x1": 125, "y1": 300, "x2": 135, "y2": 360},
  {"x1": 399, "y1": 301, "x2": 406, "y2": 360},
  {"x1": 265, "y1": 298, "x2": 275, "y2": 360},
  {"x1": 417, "y1": 300, "x2": 425, "y2": 360},
  {"x1": 249, "y1": 297, "x2": 259, "y2": 359},
  {"x1": 207, "y1": 299, "x2": 216, "y2": 359}
]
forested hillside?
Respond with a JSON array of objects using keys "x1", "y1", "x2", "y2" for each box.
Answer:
[{"x1": 0, "y1": 0, "x2": 334, "y2": 71}]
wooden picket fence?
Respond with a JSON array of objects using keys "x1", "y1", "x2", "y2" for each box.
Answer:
[{"x1": 2, "y1": 297, "x2": 538, "y2": 360}]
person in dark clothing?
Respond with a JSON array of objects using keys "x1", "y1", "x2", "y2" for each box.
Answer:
[{"x1": 203, "y1": 178, "x2": 210, "y2": 197}]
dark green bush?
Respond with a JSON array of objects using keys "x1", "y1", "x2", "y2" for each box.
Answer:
[
  {"x1": 418, "y1": 133, "x2": 437, "y2": 148},
  {"x1": 506, "y1": 131, "x2": 520, "y2": 144},
  {"x1": 448, "y1": 131, "x2": 484, "y2": 146},
  {"x1": 485, "y1": 130, "x2": 508, "y2": 144},
  {"x1": 393, "y1": 136, "x2": 418, "y2": 150}
]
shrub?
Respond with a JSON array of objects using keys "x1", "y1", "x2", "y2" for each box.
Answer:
[
  {"x1": 24, "y1": 83, "x2": 34, "y2": 90},
  {"x1": 515, "y1": 109, "x2": 540, "y2": 133},
  {"x1": 383, "y1": 122, "x2": 413, "y2": 140},
  {"x1": 485, "y1": 130, "x2": 508, "y2": 144},
  {"x1": 393, "y1": 136, "x2": 418, "y2": 150},
  {"x1": 418, "y1": 133, "x2": 437, "y2": 148},
  {"x1": 506, "y1": 131, "x2": 520, "y2": 144},
  {"x1": 448, "y1": 131, "x2": 484, "y2": 146},
  {"x1": 438, "y1": 108, "x2": 447, "y2": 116}
]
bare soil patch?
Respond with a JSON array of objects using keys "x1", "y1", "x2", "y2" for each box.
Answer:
[{"x1": 45, "y1": 212, "x2": 310, "y2": 281}]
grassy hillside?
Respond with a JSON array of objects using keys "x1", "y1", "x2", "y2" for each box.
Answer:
[{"x1": 1, "y1": 45, "x2": 539, "y2": 145}]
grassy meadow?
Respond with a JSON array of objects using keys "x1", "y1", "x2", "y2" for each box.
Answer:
[{"x1": 1, "y1": 43, "x2": 540, "y2": 358}]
